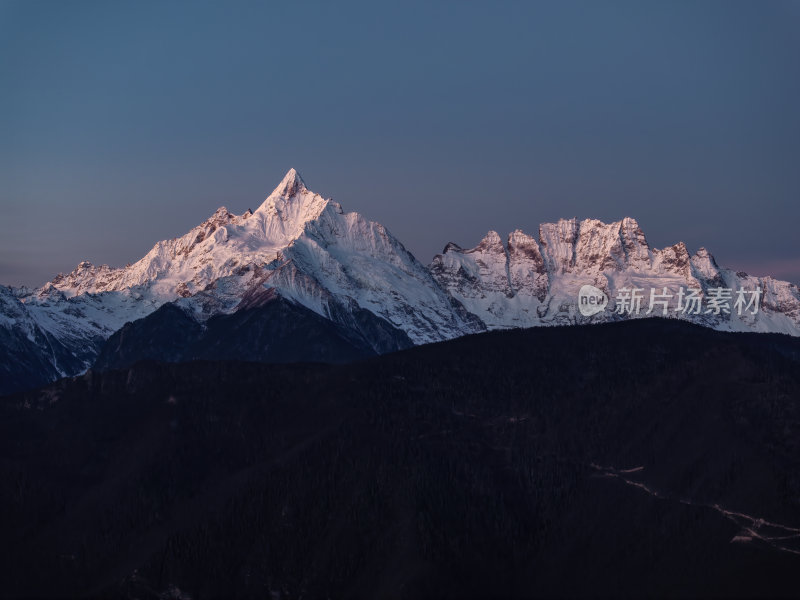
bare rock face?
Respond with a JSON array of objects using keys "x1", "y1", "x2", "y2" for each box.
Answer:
[
  {"x1": 653, "y1": 242, "x2": 692, "y2": 278},
  {"x1": 535, "y1": 217, "x2": 652, "y2": 275},
  {"x1": 507, "y1": 230, "x2": 547, "y2": 302}
]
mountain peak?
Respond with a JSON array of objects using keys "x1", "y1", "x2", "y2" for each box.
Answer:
[
  {"x1": 621, "y1": 216, "x2": 640, "y2": 227},
  {"x1": 441, "y1": 242, "x2": 464, "y2": 254},
  {"x1": 270, "y1": 168, "x2": 307, "y2": 198},
  {"x1": 473, "y1": 230, "x2": 506, "y2": 254}
]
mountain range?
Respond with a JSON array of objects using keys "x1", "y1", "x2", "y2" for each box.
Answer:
[{"x1": 2, "y1": 168, "x2": 800, "y2": 394}]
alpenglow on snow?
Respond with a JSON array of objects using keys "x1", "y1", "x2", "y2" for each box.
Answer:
[{"x1": 1, "y1": 168, "x2": 799, "y2": 394}]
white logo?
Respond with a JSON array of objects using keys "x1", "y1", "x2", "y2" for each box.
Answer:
[
  {"x1": 578, "y1": 285, "x2": 609, "y2": 316},
  {"x1": 576, "y1": 284, "x2": 762, "y2": 317}
]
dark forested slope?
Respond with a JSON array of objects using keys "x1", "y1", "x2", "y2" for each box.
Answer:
[{"x1": 1, "y1": 319, "x2": 800, "y2": 598}]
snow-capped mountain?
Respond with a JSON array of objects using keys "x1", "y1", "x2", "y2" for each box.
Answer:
[
  {"x1": 430, "y1": 217, "x2": 800, "y2": 334},
  {"x1": 42, "y1": 169, "x2": 481, "y2": 342},
  {"x1": 0, "y1": 169, "x2": 484, "y2": 393},
  {"x1": 1, "y1": 168, "x2": 799, "y2": 395}
]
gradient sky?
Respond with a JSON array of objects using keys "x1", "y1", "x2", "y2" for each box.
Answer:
[{"x1": 1, "y1": 0, "x2": 799, "y2": 287}]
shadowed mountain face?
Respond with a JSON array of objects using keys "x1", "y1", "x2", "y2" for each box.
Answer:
[
  {"x1": 93, "y1": 295, "x2": 413, "y2": 371},
  {"x1": 0, "y1": 285, "x2": 106, "y2": 395},
  {"x1": 2, "y1": 319, "x2": 800, "y2": 598}
]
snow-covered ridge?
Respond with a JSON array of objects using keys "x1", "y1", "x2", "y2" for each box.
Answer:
[
  {"x1": 47, "y1": 169, "x2": 328, "y2": 299},
  {"x1": 431, "y1": 217, "x2": 800, "y2": 334},
  {"x1": 2, "y1": 168, "x2": 800, "y2": 393}
]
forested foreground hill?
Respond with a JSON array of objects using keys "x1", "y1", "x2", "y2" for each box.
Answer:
[{"x1": 2, "y1": 319, "x2": 800, "y2": 598}]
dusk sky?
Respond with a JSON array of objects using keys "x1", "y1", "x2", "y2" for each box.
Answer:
[{"x1": 1, "y1": 0, "x2": 799, "y2": 287}]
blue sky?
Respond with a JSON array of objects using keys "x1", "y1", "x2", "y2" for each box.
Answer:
[{"x1": 1, "y1": 0, "x2": 799, "y2": 286}]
